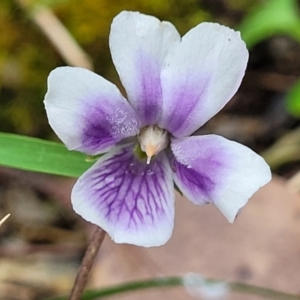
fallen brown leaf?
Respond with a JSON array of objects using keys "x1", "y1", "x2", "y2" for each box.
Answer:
[{"x1": 90, "y1": 177, "x2": 300, "y2": 300}]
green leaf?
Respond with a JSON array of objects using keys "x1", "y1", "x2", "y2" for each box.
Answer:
[
  {"x1": 238, "y1": 0, "x2": 300, "y2": 48},
  {"x1": 286, "y1": 79, "x2": 300, "y2": 117},
  {"x1": 0, "y1": 133, "x2": 93, "y2": 177}
]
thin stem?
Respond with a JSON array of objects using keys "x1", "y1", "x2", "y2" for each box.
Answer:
[
  {"x1": 231, "y1": 282, "x2": 300, "y2": 300},
  {"x1": 73, "y1": 277, "x2": 182, "y2": 300},
  {"x1": 48, "y1": 276, "x2": 300, "y2": 300},
  {"x1": 0, "y1": 214, "x2": 10, "y2": 227},
  {"x1": 68, "y1": 226, "x2": 106, "y2": 300}
]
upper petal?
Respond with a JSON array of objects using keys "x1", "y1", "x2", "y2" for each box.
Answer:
[
  {"x1": 109, "y1": 11, "x2": 181, "y2": 125},
  {"x1": 159, "y1": 23, "x2": 248, "y2": 138},
  {"x1": 44, "y1": 67, "x2": 140, "y2": 155},
  {"x1": 171, "y1": 135, "x2": 271, "y2": 222},
  {"x1": 72, "y1": 145, "x2": 174, "y2": 247}
]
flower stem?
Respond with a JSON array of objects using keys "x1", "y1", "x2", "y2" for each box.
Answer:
[{"x1": 68, "y1": 226, "x2": 106, "y2": 300}]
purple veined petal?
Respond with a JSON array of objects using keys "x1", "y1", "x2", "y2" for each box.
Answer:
[
  {"x1": 109, "y1": 11, "x2": 181, "y2": 126},
  {"x1": 171, "y1": 135, "x2": 271, "y2": 222},
  {"x1": 72, "y1": 145, "x2": 175, "y2": 247},
  {"x1": 159, "y1": 23, "x2": 249, "y2": 138},
  {"x1": 44, "y1": 67, "x2": 140, "y2": 155}
]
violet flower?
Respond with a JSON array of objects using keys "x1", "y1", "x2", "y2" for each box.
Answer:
[{"x1": 44, "y1": 11, "x2": 271, "y2": 247}]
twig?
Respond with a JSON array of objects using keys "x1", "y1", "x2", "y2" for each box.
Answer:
[
  {"x1": 68, "y1": 226, "x2": 106, "y2": 300},
  {"x1": 15, "y1": 0, "x2": 93, "y2": 70},
  {"x1": 261, "y1": 126, "x2": 300, "y2": 169},
  {"x1": 0, "y1": 214, "x2": 11, "y2": 227}
]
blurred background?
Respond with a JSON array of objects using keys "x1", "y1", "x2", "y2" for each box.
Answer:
[{"x1": 1, "y1": 0, "x2": 300, "y2": 299}]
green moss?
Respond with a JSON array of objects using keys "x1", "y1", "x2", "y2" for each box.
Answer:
[{"x1": 0, "y1": 0, "x2": 255, "y2": 138}]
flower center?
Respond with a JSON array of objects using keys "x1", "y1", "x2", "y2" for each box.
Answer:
[{"x1": 138, "y1": 125, "x2": 169, "y2": 164}]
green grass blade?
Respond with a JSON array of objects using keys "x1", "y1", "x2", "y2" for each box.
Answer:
[{"x1": 0, "y1": 133, "x2": 93, "y2": 177}]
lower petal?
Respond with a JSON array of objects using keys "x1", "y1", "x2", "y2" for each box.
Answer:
[
  {"x1": 72, "y1": 145, "x2": 174, "y2": 247},
  {"x1": 171, "y1": 135, "x2": 271, "y2": 222}
]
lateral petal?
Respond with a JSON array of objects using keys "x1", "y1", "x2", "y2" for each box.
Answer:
[
  {"x1": 171, "y1": 135, "x2": 271, "y2": 222},
  {"x1": 44, "y1": 67, "x2": 140, "y2": 155}
]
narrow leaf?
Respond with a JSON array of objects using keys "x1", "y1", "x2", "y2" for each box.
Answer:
[{"x1": 0, "y1": 133, "x2": 93, "y2": 177}]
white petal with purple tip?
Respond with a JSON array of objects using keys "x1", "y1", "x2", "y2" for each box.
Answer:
[
  {"x1": 44, "y1": 67, "x2": 140, "y2": 155},
  {"x1": 171, "y1": 135, "x2": 271, "y2": 222},
  {"x1": 159, "y1": 23, "x2": 248, "y2": 138},
  {"x1": 72, "y1": 145, "x2": 175, "y2": 247},
  {"x1": 110, "y1": 11, "x2": 181, "y2": 125}
]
